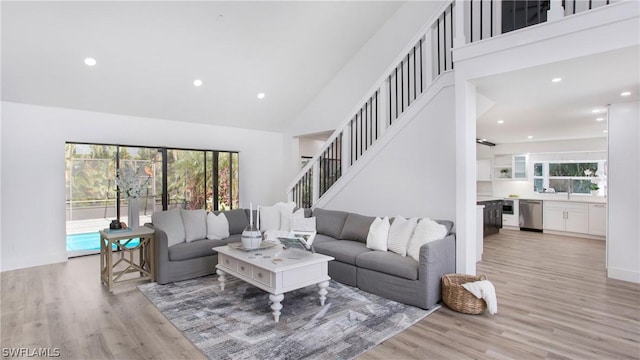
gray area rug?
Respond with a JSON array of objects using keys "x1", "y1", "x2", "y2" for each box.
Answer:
[{"x1": 138, "y1": 275, "x2": 439, "y2": 360}]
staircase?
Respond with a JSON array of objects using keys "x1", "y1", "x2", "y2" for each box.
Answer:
[{"x1": 287, "y1": 2, "x2": 456, "y2": 208}]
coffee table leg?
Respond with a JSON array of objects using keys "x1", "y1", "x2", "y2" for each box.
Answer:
[
  {"x1": 269, "y1": 293, "x2": 284, "y2": 322},
  {"x1": 318, "y1": 281, "x2": 329, "y2": 306},
  {"x1": 217, "y1": 269, "x2": 227, "y2": 291}
]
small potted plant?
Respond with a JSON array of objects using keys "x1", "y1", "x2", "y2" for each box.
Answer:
[
  {"x1": 500, "y1": 168, "x2": 510, "y2": 178},
  {"x1": 589, "y1": 183, "x2": 600, "y2": 196}
]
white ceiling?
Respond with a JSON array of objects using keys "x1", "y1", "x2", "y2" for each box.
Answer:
[
  {"x1": 475, "y1": 46, "x2": 640, "y2": 145},
  {"x1": 1, "y1": 1, "x2": 403, "y2": 132}
]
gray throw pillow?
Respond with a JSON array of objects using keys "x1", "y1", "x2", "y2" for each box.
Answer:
[
  {"x1": 152, "y1": 208, "x2": 186, "y2": 247},
  {"x1": 313, "y1": 208, "x2": 349, "y2": 239},
  {"x1": 223, "y1": 209, "x2": 250, "y2": 234},
  {"x1": 181, "y1": 209, "x2": 207, "y2": 242},
  {"x1": 340, "y1": 213, "x2": 376, "y2": 243}
]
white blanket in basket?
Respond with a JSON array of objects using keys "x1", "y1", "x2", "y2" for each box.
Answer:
[{"x1": 462, "y1": 280, "x2": 498, "y2": 314}]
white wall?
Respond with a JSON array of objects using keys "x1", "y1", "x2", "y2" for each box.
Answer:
[
  {"x1": 318, "y1": 84, "x2": 456, "y2": 222},
  {"x1": 0, "y1": 102, "x2": 286, "y2": 272},
  {"x1": 608, "y1": 101, "x2": 640, "y2": 283}
]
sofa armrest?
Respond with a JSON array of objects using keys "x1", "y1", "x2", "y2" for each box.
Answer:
[
  {"x1": 418, "y1": 233, "x2": 456, "y2": 308},
  {"x1": 146, "y1": 223, "x2": 170, "y2": 283}
]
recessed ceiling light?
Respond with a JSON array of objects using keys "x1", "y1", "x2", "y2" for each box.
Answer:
[
  {"x1": 497, "y1": 120, "x2": 504, "y2": 124},
  {"x1": 551, "y1": 77, "x2": 562, "y2": 83},
  {"x1": 527, "y1": 135, "x2": 533, "y2": 139},
  {"x1": 84, "y1": 57, "x2": 97, "y2": 66},
  {"x1": 596, "y1": 117, "x2": 604, "y2": 122},
  {"x1": 257, "y1": 93, "x2": 265, "y2": 99},
  {"x1": 592, "y1": 108, "x2": 603, "y2": 113},
  {"x1": 603, "y1": 130, "x2": 608, "y2": 133},
  {"x1": 193, "y1": 79, "x2": 203, "y2": 87},
  {"x1": 621, "y1": 91, "x2": 631, "y2": 96}
]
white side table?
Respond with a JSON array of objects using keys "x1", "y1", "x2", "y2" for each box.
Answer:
[{"x1": 99, "y1": 226, "x2": 155, "y2": 292}]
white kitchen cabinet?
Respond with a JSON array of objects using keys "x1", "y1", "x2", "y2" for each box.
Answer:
[
  {"x1": 513, "y1": 155, "x2": 527, "y2": 179},
  {"x1": 477, "y1": 159, "x2": 492, "y2": 181},
  {"x1": 543, "y1": 201, "x2": 589, "y2": 234},
  {"x1": 588, "y1": 203, "x2": 607, "y2": 236}
]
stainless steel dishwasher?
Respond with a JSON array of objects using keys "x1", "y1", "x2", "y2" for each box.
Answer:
[{"x1": 519, "y1": 199, "x2": 543, "y2": 232}]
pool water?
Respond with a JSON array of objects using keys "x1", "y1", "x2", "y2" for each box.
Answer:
[{"x1": 66, "y1": 232, "x2": 140, "y2": 252}]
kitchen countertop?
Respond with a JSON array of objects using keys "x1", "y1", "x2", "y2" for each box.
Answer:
[{"x1": 477, "y1": 194, "x2": 607, "y2": 204}]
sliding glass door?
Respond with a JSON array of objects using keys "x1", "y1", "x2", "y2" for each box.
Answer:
[{"x1": 65, "y1": 142, "x2": 239, "y2": 257}]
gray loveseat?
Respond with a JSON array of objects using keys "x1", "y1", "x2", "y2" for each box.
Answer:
[
  {"x1": 311, "y1": 208, "x2": 456, "y2": 310},
  {"x1": 147, "y1": 208, "x2": 251, "y2": 284}
]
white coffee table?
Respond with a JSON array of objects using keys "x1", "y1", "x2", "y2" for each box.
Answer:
[{"x1": 214, "y1": 244, "x2": 334, "y2": 322}]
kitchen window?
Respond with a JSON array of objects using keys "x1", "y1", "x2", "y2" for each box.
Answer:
[{"x1": 533, "y1": 161, "x2": 606, "y2": 194}]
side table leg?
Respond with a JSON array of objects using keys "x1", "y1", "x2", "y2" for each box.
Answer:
[
  {"x1": 318, "y1": 281, "x2": 329, "y2": 306},
  {"x1": 269, "y1": 294, "x2": 284, "y2": 323},
  {"x1": 216, "y1": 269, "x2": 226, "y2": 291}
]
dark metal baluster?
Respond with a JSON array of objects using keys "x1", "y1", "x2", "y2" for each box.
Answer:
[
  {"x1": 437, "y1": 17, "x2": 441, "y2": 74},
  {"x1": 374, "y1": 91, "x2": 379, "y2": 140},
  {"x1": 419, "y1": 39, "x2": 423, "y2": 91},
  {"x1": 480, "y1": 0, "x2": 483, "y2": 40},
  {"x1": 443, "y1": 13, "x2": 447, "y2": 70},
  {"x1": 450, "y1": 3, "x2": 455, "y2": 69},
  {"x1": 364, "y1": 102, "x2": 368, "y2": 151},
  {"x1": 469, "y1": 0, "x2": 473, "y2": 43},
  {"x1": 395, "y1": 67, "x2": 398, "y2": 122},
  {"x1": 525, "y1": 0, "x2": 528, "y2": 27},
  {"x1": 573, "y1": 0, "x2": 576, "y2": 14},
  {"x1": 412, "y1": 46, "x2": 416, "y2": 101},
  {"x1": 490, "y1": 0, "x2": 493, "y2": 37}
]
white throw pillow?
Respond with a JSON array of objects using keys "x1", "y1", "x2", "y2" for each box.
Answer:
[
  {"x1": 259, "y1": 205, "x2": 281, "y2": 231},
  {"x1": 281, "y1": 208, "x2": 305, "y2": 232},
  {"x1": 181, "y1": 209, "x2": 207, "y2": 242},
  {"x1": 259, "y1": 201, "x2": 297, "y2": 231},
  {"x1": 407, "y1": 218, "x2": 448, "y2": 261},
  {"x1": 366, "y1": 216, "x2": 390, "y2": 251},
  {"x1": 206, "y1": 212, "x2": 230, "y2": 240},
  {"x1": 292, "y1": 216, "x2": 316, "y2": 232},
  {"x1": 152, "y1": 208, "x2": 186, "y2": 247},
  {"x1": 387, "y1": 216, "x2": 418, "y2": 256}
]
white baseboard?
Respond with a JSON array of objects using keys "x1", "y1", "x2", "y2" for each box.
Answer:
[
  {"x1": 1, "y1": 251, "x2": 67, "y2": 272},
  {"x1": 608, "y1": 267, "x2": 640, "y2": 284}
]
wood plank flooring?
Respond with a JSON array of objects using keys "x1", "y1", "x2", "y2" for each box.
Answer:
[{"x1": 2, "y1": 230, "x2": 639, "y2": 359}]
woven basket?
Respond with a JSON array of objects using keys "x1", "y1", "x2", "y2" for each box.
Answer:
[{"x1": 441, "y1": 273, "x2": 488, "y2": 314}]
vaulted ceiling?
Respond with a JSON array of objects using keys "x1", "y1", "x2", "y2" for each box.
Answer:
[{"x1": 1, "y1": 1, "x2": 403, "y2": 132}]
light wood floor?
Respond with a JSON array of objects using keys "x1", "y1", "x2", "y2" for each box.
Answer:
[{"x1": 2, "y1": 230, "x2": 639, "y2": 359}]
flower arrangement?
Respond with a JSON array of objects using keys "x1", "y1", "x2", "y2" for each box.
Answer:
[{"x1": 115, "y1": 166, "x2": 150, "y2": 198}]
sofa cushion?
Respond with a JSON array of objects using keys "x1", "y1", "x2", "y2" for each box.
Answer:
[
  {"x1": 168, "y1": 239, "x2": 225, "y2": 261},
  {"x1": 407, "y1": 218, "x2": 448, "y2": 261},
  {"x1": 313, "y1": 208, "x2": 349, "y2": 239},
  {"x1": 313, "y1": 240, "x2": 370, "y2": 265},
  {"x1": 207, "y1": 212, "x2": 230, "y2": 240},
  {"x1": 387, "y1": 216, "x2": 418, "y2": 257},
  {"x1": 340, "y1": 213, "x2": 376, "y2": 243},
  {"x1": 181, "y1": 209, "x2": 207, "y2": 242},
  {"x1": 366, "y1": 216, "x2": 390, "y2": 251},
  {"x1": 222, "y1": 209, "x2": 249, "y2": 234},
  {"x1": 355, "y1": 251, "x2": 419, "y2": 280},
  {"x1": 311, "y1": 233, "x2": 339, "y2": 246},
  {"x1": 152, "y1": 208, "x2": 186, "y2": 247}
]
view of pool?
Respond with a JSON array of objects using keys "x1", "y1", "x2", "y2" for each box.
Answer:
[{"x1": 66, "y1": 232, "x2": 140, "y2": 252}]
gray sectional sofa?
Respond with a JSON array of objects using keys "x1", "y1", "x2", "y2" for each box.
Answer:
[{"x1": 148, "y1": 207, "x2": 455, "y2": 310}]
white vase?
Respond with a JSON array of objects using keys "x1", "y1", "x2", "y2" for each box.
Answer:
[{"x1": 128, "y1": 197, "x2": 140, "y2": 229}]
